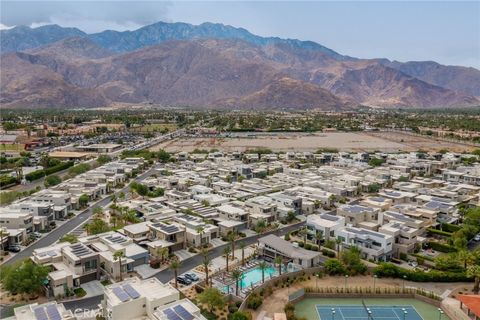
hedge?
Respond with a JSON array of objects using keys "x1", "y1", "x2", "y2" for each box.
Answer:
[
  {"x1": 427, "y1": 228, "x2": 453, "y2": 237},
  {"x1": 427, "y1": 241, "x2": 457, "y2": 253},
  {"x1": 373, "y1": 263, "x2": 472, "y2": 282},
  {"x1": 441, "y1": 223, "x2": 462, "y2": 233},
  {"x1": 26, "y1": 161, "x2": 74, "y2": 181},
  {"x1": 0, "y1": 175, "x2": 17, "y2": 187}
]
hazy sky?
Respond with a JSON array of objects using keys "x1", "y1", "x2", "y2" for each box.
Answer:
[{"x1": 1, "y1": 1, "x2": 479, "y2": 68}]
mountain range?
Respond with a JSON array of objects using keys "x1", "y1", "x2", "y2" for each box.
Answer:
[{"x1": 1, "y1": 22, "x2": 479, "y2": 109}]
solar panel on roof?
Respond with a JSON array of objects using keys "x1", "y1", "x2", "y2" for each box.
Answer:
[
  {"x1": 112, "y1": 287, "x2": 130, "y2": 302},
  {"x1": 46, "y1": 304, "x2": 62, "y2": 320},
  {"x1": 34, "y1": 307, "x2": 48, "y2": 320},
  {"x1": 173, "y1": 305, "x2": 194, "y2": 320},
  {"x1": 163, "y1": 308, "x2": 182, "y2": 320},
  {"x1": 122, "y1": 283, "x2": 140, "y2": 299}
]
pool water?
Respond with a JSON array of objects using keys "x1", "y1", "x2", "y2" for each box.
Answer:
[{"x1": 240, "y1": 266, "x2": 277, "y2": 289}]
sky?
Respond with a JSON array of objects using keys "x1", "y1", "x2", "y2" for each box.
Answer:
[{"x1": 1, "y1": 1, "x2": 479, "y2": 68}]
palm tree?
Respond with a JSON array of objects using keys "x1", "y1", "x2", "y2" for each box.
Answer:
[
  {"x1": 196, "y1": 226, "x2": 205, "y2": 247},
  {"x1": 113, "y1": 251, "x2": 125, "y2": 281},
  {"x1": 274, "y1": 256, "x2": 283, "y2": 276},
  {"x1": 315, "y1": 230, "x2": 324, "y2": 247},
  {"x1": 201, "y1": 249, "x2": 212, "y2": 287},
  {"x1": 301, "y1": 226, "x2": 308, "y2": 245},
  {"x1": 457, "y1": 250, "x2": 473, "y2": 269},
  {"x1": 258, "y1": 261, "x2": 268, "y2": 284},
  {"x1": 169, "y1": 259, "x2": 181, "y2": 288},
  {"x1": 467, "y1": 265, "x2": 480, "y2": 294},
  {"x1": 0, "y1": 229, "x2": 9, "y2": 254},
  {"x1": 159, "y1": 247, "x2": 169, "y2": 263},
  {"x1": 223, "y1": 246, "x2": 232, "y2": 272},
  {"x1": 239, "y1": 242, "x2": 246, "y2": 266},
  {"x1": 231, "y1": 268, "x2": 243, "y2": 296},
  {"x1": 335, "y1": 238, "x2": 343, "y2": 258},
  {"x1": 228, "y1": 232, "x2": 238, "y2": 260}
]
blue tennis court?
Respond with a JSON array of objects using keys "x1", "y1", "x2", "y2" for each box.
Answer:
[{"x1": 317, "y1": 305, "x2": 423, "y2": 320}]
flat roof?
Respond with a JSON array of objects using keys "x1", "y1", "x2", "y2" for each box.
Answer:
[{"x1": 49, "y1": 151, "x2": 89, "y2": 158}]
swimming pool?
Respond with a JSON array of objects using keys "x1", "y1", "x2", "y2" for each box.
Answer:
[{"x1": 239, "y1": 266, "x2": 277, "y2": 289}]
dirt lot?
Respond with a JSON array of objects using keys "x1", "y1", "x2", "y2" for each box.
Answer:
[{"x1": 150, "y1": 132, "x2": 475, "y2": 153}]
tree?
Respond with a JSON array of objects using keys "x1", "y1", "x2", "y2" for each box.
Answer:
[
  {"x1": 335, "y1": 238, "x2": 343, "y2": 258},
  {"x1": 122, "y1": 210, "x2": 140, "y2": 225},
  {"x1": 169, "y1": 259, "x2": 180, "y2": 288},
  {"x1": 0, "y1": 259, "x2": 49, "y2": 296},
  {"x1": 230, "y1": 311, "x2": 251, "y2": 320},
  {"x1": 258, "y1": 261, "x2": 268, "y2": 283},
  {"x1": 97, "y1": 155, "x2": 112, "y2": 165},
  {"x1": 467, "y1": 265, "x2": 480, "y2": 294},
  {"x1": 228, "y1": 232, "x2": 238, "y2": 260},
  {"x1": 368, "y1": 158, "x2": 385, "y2": 167},
  {"x1": 201, "y1": 249, "x2": 212, "y2": 287},
  {"x1": 223, "y1": 246, "x2": 232, "y2": 272},
  {"x1": 44, "y1": 174, "x2": 62, "y2": 187},
  {"x1": 197, "y1": 287, "x2": 224, "y2": 313},
  {"x1": 315, "y1": 230, "x2": 324, "y2": 246},
  {"x1": 59, "y1": 234, "x2": 78, "y2": 244},
  {"x1": 286, "y1": 211, "x2": 296, "y2": 223},
  {"x1": 85, "y1": 219, "x2": 110, "y2": 235},
  {"x1": 196, "y1": 226, "x2": 205, "y2": 247},
  {"x1": 157, "y1": 149, "x2": 171, "y2": 163},
  {"x1": 0, "y1": 229, "x2": 8, "y2": 253},
  {"x1": 274, "y1": 256, "x2": 283, "y2": 276},
  {"x1": 367, "y1": 183, "x2": 380, "y2": 193},
  {"x1": 454, "y1": 237, "x2": 468, "y2": 250},
  {"x1": 113, "y1": 251, "x2": 125, "y2": 281},
  {"x1": 239, "y1": 242, "x2": 246, "y2": 266},
  {"x1": 79, "y1": 194, "x2": 89, "y2": 208},
  {"x1": 324, "y1": 258, "x2": 346, "y2": 275},
  {"x1": 92, "y1": 207, "x2": 104, "y2": 219},
  {"x1": 457, "y1": 250, "x2": 474, "y2": 269},
  {"x1": 231, "y1": 268, "x2": 243, "y2": 296}
]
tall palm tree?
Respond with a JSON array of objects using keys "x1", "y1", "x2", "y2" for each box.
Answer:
[
  {"x1": 169, "y1": 259, "x2": 181, "y2": 288},
  {"x1": 335, "y1": 238, "x2": 343, "y2": 258},
  {"x1": 201, "y1": 248, "x2": 212, "y2": 287},
  {"x1": 196, "y1": 226, "x2": 205, "y2": 247},
  {"x1": 258, "y1": 261, "x2": 268, "y2": 284},
  {"x1": 302, "y1": 226, "x2": 308, "y2": 245},
  {"x1": 457, "y1": 250, "x2": 473, "y2": 269},
  {"x1": 0, "y1": 229, "x2": 9, "y2": 254},
  {"x1": 223, "y1": 246, "x2": 232, "y2": 272},
  {"x1": 228, "y1": 232, "x2": 238, "y2": 260},
  {"x1": 467, "y1": 265, "x2": 480, "y2": 294},
  {"x1": 315, "y1": 230, "x2": 324, "y2": 247},
  {"x1": 239, "y1": 242, "x2": 246, "y2": 266},
  {"x1": 231, "y1": 268, "x2": 243, "y2": 296},
  {"x1": 274, "y1": 256, "x2": 283, "y2": 276},
  {"x1": 113, "y1": 251, "x2": 125, "y2": 281}
]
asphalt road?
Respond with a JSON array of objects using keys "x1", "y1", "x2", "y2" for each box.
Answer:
[
  {"x1": 3, "y1": 166, "x2": 158, "y2": 266},
  {"x1": 62, "y1": 220, "x2": 306, "y2": 312}
]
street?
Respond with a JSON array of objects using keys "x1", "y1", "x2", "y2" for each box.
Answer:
[{"x1": 3, "y1": 166, "x2": 158, "y2": 266}]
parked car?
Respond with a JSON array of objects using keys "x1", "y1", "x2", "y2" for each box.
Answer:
[
  {"x1": 176, "y1": 276, "x2": 192, "y2": 285},
  {"x1": 474, "y1": 234, "x2": 480, "y2": 242},
  {"x1": 184, "y1": 273, "x2": 199, "y2": 281},
  {"x1": 32, "y1": 232, "x2": 42, "y2": 239},
  {"x1": 7, "y1": 245, "x2": 21, "y2": 253}
]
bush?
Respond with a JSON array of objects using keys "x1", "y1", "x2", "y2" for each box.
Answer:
[
  {"x1": 44, "y1": 175, "x2": 62, "y2": 187},
  {"x1": 373, "y1": 262, "x2": 472, "y2": 282},
  {"x1": 0, "y1": 175, "x2": 17, "y2": 187},
  {"x1": 246, "y1": 292, "x2": 263, "y2": 310},
  {"x1": 441, "y1": 223, "x2": 462, "y2": 233},
  {"x1": 427, "y1": 241, "x2": 457, "y2": 253},
  {"x1": 26, "y1": 161, "x2": 74, "y2": 181},
  {"x1": 324, "y1": 258, "x2": 346, "y2": 275},
  {"x1": 399, "y1": 252, "x2": 408, "y2": 261},
  {"x1": 298, "y1": 242, "x2": 304, "y2": 248},
  {"x1": 427, "y1": 228, "x2": 453, "y2": 238},
  {"x1": 304, "y1": 243, "x2": 312, "y2": 250}
]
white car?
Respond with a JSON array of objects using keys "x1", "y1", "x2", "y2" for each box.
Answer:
[{"x1": 474, "y1": 234, "x2": 480, "y2": 242}]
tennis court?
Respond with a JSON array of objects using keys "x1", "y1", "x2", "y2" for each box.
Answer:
[{"x1": 316, "y1": 305, "x2": 423, "y2": 320}]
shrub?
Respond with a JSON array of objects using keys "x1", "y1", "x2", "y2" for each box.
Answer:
[
  {"x1": 399, "y1": 252, "x2": 408, "y2": 261},
  {"x1": 441, "y1": 223, "x2": 462, "y2": 233},
  {"x1": 324, "y1": 259, "x2": 346, "y2": 275},
  {"x1": 298, "y1": 242, "x2": 304, "y2": 248},
  {"x1": 373, "y1": 263, "x2": 472, "y2": 282},
  {"x1": 0, "y1": 175, "x2": 16, "y2": 187},
  {"x1": 427, "y1": 241, "x2": 457, "y2": 253},
  {"x1": 304, "y1": 243, "x2": 312, "y2": 250},
  {"x1": 246, "y1": 292, "x2": 263, "y2": 310},
  {"x1": 427, "y1": 228, "x2": 453, "y2": 238}
]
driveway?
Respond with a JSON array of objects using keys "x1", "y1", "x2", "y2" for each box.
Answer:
[{"x1": 80, "y1": 280, "x2": 104, "y2": 298}]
